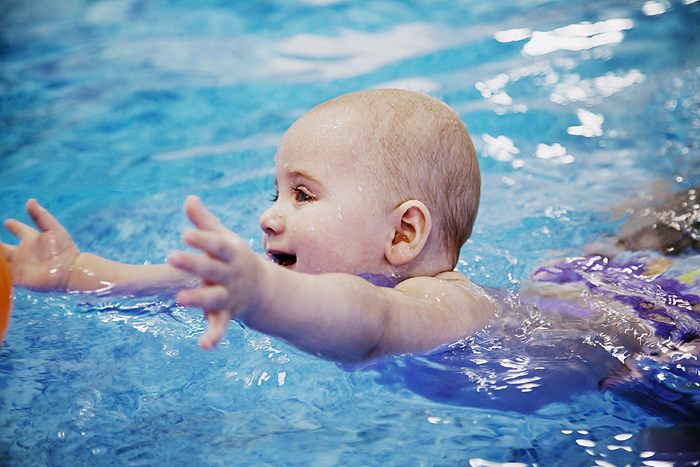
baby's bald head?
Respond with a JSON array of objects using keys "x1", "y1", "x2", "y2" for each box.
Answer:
[{"x1": 308, "y1": 89, "x2": 481, "y2": 266}]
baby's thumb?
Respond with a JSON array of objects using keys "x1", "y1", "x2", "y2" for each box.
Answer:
[{"x1": 198, "y1": 309, "x2": 229, "y2": 350}]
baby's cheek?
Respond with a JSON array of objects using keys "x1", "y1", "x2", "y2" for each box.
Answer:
[
  {"x1": 305, "y1": 208, "x2": 325, "y2": 233},
  {"x1": 316, "y1": 208, "x2": 339, "y2": 233}
]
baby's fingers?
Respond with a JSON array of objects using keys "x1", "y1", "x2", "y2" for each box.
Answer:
[
  {"x1": 3, "y1": 219, "x2": 38, "y2": 241},
  {"x1": 26, "y1": 199, "x2": 63, "y2": 233},
  {"x1": 1, "y1": 242, "x2": 16, "y2": 257},
  {"x1": 169, "y1": 250, "x2": 230, "y2": 284},
  {"x1": 184, "y1": 196, "x2": 228, "y2": 234},
  {"x1": 176, "y1": 284, "x2": 228, "y2": 311},
  {"x1": 182, "y1": 229, "x2": 238, "y2": 262},
  {"x1": 198, "y1": 309, "x2": 230, "y2": 350}
]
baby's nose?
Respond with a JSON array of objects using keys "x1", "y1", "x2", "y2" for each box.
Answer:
[{"x1": 259, "y1": 205, "x2": 285, "y2": 236}]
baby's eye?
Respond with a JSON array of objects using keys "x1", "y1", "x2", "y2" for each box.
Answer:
[
  {"x1": 294, "y1": 188, "x2": 313, "y2": 203},
  {"x1": 269, "y1": 193, "x2": 279, "y2": 203}
]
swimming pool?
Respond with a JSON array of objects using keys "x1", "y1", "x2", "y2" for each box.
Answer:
[{"x1": 2, "y1": 0, "x2": 699, "y2": 465}]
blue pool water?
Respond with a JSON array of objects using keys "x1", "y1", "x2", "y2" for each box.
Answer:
[{"x1": 2, "y1": 0, "x2": 700, "y2": 465}]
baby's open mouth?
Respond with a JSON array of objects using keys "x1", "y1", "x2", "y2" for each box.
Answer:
[{"x1": 270, "y1": 253, "x2": 297, "y2": 267}]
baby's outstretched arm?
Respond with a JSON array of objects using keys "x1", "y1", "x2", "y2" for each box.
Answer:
[
  {"x1": 170, "y1": 196, "x2": 496, "y2": 361},
  {"x1": 3, "y1": 199, "x2": 192, "y2": 295},
  {"x1": 168, "y1": 195, "x2": 265, "y2": 350},
  {"x1": 4, "y1": 199, "x2": 80, "y2": 292}
]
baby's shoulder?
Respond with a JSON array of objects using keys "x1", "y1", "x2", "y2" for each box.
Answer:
[
  {"x1": 432, "y1": 269, "x2": 470, "y2": 282},
  {"x1": 397, "y1": 269, "x2": 494, "y2": 306}
]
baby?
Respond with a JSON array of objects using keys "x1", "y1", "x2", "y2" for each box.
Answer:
[{"x1": 3, "y1": 89, "x2": 497, "y2": 363}]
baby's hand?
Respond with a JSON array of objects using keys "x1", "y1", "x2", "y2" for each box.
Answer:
[
  {"x1": 3, "y1": 199, "x2": 80, "y2": 292},
  {"x1": 168, "y1": 196, "x2": 266, "y2": 350}
]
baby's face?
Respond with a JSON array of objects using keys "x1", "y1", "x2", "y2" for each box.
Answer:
[{"x1": 259, "y1": 111, "x2": 392, "y2": 275}]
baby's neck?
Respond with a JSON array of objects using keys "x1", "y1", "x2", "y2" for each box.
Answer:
[{"x1": 357, "y1": 273, "x2": 403, "y2": 288}]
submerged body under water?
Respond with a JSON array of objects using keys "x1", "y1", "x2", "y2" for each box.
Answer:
[
  {"x1": 371, "y1": 186, "x2": 700, "y2": 422},
  {"x1": 356, "y1": 187, "x2": 700, "y2": 464},
  {"x1": 375, "y1": 251, "x2": 700, "y2": 418}
]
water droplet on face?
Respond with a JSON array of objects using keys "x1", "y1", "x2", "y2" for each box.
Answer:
[
  {"x1": 357, "y1": 186, "x2": 363, "y2": 192},
  {"x1": 309, "y1": 225, "x2": 315, "y2": 232}
]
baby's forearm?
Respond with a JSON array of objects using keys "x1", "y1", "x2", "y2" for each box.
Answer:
[
  {"x1": 246, "y1": 269, "x2": 387, "y2": 362},
  {"x1": 68, "y1": 252, "x2": 194, "y2": 296}
]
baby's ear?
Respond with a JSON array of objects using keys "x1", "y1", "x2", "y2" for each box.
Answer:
[{"x1": 385, "y1": 200, "x2": 432, "y2": 266}]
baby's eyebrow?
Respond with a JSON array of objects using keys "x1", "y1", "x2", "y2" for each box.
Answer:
[{"x1": 288, "y1": 170, "x2": 322, "y2": 186}]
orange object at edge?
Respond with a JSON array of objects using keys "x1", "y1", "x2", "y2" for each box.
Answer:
[{"x1": 0, "y1": 243, "x2": 12, "y2": 343}]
